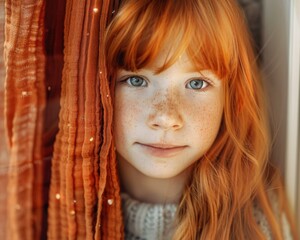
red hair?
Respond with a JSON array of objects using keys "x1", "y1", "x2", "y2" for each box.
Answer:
[{"x1": 105, "y1": 0, "x2": 298, "y2": 239}]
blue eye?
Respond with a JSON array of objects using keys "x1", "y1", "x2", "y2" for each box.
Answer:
[
  {"x1": 126, "y1": 76, "x2": 147, "y2": 87},
  {"x1": 186, "y1": 79, "x2": 208, "y2": 90}
]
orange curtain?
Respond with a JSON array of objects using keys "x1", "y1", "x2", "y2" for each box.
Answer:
[
  {"x1": 1, "y1": 0, "x2": 123, "y2": 239},
  {"x1": 0, "y1": 0, "x2": 9, "y2": 238},
  {"x1": 2, "y1": 0, "x2": 46, "y2": 239},
  {"x1": 47, "y1": 0, "x2": 123, "y2": 239}
]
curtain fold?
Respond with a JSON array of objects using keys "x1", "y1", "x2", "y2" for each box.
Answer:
[
  {"x1": 3, "y1": 0, "x2": 46, "y2": 239},
  {"x1": 47, "y1": 0, "x2": 123, "y2": 239},
  {"x1": 0, "y1": 0, "x2": 9, "y2": 238},
  {"x1": 2, "y1": 0, "x2": 123, "y2": 239},
  {"x1": 42, "y1": 0, "x2": 66, "y2": 238}
]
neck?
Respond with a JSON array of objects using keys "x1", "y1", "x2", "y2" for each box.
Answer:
[{"x1": 117, "y1": 155, "x2": 191, "y2": 204}]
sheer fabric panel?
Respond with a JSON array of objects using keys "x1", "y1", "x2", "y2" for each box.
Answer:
[{"x1": 3, "y1": 0, "x2": 46, "y2": 239}]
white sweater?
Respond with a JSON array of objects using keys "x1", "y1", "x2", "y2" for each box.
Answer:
[{"x1": 121, "y1": 193, "x2": 293, "y2": 240}]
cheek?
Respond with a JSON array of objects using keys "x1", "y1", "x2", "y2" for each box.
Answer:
[
  {"x1": 113, "y1": 91, "x2": 143, "y2": 142},
  {"x1": 185, "y1": 97, "x2": 223, "y2": 142}
]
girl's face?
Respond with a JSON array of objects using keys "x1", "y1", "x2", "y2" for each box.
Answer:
[{"x1": 114, "y1": 53, "x2": 224, "y2": 179}]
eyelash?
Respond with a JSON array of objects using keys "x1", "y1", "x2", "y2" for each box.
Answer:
[
  {"x1": 185, "y1": 78, "x2": 210, "y2": 90},
  {"x1": 119, "y1": 75, "x2": 211, "y2": 91},
  {"x1": 120, "y1": 76, "x2": 148, "y2": 87}
]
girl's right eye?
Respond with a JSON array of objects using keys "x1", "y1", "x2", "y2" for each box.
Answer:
[{"x1": 124, "y1": 76, "x2": 147, "y2": 87}]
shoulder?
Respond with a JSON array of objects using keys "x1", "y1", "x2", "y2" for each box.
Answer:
[{"x1": 253, "y1": 192, "x2": 293, "y2": 240}]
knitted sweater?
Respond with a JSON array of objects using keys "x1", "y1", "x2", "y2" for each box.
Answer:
[{"x1": 121, "y1": 193, "x2": 293, "y2": 240}]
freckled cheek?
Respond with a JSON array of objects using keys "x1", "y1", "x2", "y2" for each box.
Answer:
[
  {"x1": 113, "y1": 92, "x2": 146, "y2": 143},
  {"x1": 183, "y1": 98, "x2": 223, "y2": 135}
]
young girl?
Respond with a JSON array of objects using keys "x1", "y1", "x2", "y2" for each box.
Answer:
[{"x1": 104, "y1": 0, "x2": 297, "y2": 239}]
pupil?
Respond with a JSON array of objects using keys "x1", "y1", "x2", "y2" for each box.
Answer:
[
  {"x1": 131, "y1": 77, "x2": 141, "y2": 85},
  {"x1": 192, "y1": 80, "x2": 202, "y2": 89}
]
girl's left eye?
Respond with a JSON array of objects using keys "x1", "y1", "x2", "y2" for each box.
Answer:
[
  {"x1": 186, "y1": 79, "x2": 209, "y2": 90},
  {"x1": 125, "y1": 76, "x2": 147, "y2": 87}
]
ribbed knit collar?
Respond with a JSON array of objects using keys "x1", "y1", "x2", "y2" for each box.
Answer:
[{"x1": 121, "y1": 193, "x2": 177, "y2": 240}]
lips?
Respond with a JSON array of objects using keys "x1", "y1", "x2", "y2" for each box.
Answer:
[{"x1": 137, "y1": 142, "x2": 187, "y2": 158}]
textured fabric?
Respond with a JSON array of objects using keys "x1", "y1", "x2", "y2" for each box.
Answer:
[
  {"x1": 46, "y1": 0, "x2": 123, "y2": 239},
  {"x1": 252, "y1": 194, "x2": 293, "y2": 240},
  {"x1": 122, "y1": 193, "x2": 293, "y2": 240},
  {"x1": 121, "y1": 193, "x2": 177, "y2": 240},
  {"x1": 0, "y1": 0, "x2": 9, "y2": 239},
  {"x1": 3, "y1": 1, "x2": 46, "y2": 239},
  {"x1": 2, "y1": 0, "x2": 124, "y2": 239}
]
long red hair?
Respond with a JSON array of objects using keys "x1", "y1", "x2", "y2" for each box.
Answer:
[{"x1": 105, "y1": 0, "x2": 298, "y2": 239}]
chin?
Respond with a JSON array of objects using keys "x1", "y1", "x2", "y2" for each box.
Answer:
[{"x1": 134, "y1": 162, "x2": 187, "y2": 180}]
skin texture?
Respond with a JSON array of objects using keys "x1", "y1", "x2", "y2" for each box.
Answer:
[{"x1": 114, "y1": 53, "x2": 224, "y2": 203}]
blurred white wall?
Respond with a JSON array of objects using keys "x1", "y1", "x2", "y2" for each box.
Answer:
[{"x1": 262, "y1": 0, "x2": 300, "y2": 227}]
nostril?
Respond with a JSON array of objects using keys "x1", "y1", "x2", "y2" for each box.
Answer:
[
  {"x1": 150, "y1": 121, "x2": 182, "y2": 130},
  {"x1": 148, "y1": 108, "x2": 183, "y2": 130}
]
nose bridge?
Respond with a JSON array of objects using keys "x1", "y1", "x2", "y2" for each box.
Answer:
[
  {"x1": 154, "y1": 88, "x2": 178, "y2": 114},
  {"x1": 148, "y1": 87, "x2": 183, "y2": 130}
]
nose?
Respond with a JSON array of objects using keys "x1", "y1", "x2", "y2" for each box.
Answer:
[{"x1": 147, "y1": 93, "x2": 183, "y2": 131}]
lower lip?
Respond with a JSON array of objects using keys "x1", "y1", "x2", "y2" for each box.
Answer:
[{"x1": 138, "y1": 143, "x2": 187, "y2": 158}]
